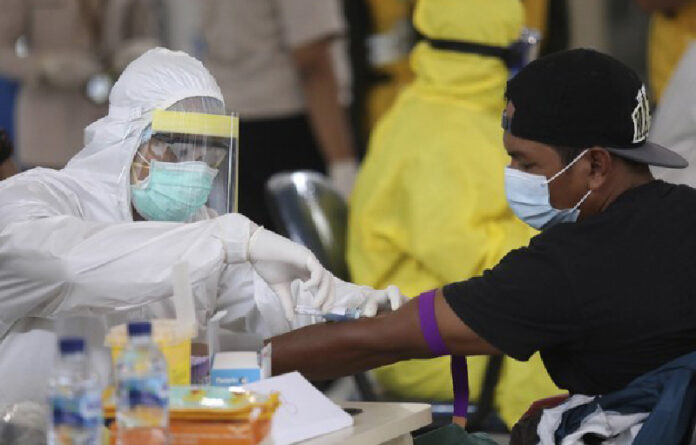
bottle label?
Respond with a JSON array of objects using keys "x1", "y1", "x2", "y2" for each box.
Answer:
[
  {"x1": 51, "y1": 390, "x2": 102, "y2": 429},
  {"x1": 118, "y1": 375, "x2": 168, "y2": 409}
]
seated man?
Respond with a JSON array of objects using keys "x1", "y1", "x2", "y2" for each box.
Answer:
[
  {"x1": 270, "y1": 49, "x2": 696, "y2": 438},
  {"x1": 0, "y1": 48, "x2": 402, "y2": 405}
]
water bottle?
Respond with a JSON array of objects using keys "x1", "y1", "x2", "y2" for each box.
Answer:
[
  {"x1": 48, "y1": 337, "x2": 103, "y2": 445},
  {"x1": 115, "y1": 321, "x2": 169, "y2": 444}
]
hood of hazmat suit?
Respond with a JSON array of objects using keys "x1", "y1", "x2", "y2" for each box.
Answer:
[
  {"x1": 0, "y1": 48, "x2": 290, "y2": 406},
  {"x1": 347, "y1": 0, "x2": 560, "y2": 427}
]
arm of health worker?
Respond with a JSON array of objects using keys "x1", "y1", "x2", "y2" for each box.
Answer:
[{"x1": 0, "y1": 199, "x2": 252, "y2": 326}]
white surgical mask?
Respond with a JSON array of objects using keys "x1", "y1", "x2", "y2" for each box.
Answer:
[{"x1": 505, "y1": 149, "x2": 592, "y2": 230}]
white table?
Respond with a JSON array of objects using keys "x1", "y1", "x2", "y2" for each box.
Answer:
[{"x1": 299, "y1": 401, "x2": 432, "y2": 445}]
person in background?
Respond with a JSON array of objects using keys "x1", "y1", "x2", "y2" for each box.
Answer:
[
  {"x1": 344, "y1": 0, "x2": 567, "y2": 157},
  {"x1": 0, "y1": 129, "x2": 17, "y2": 180},
  {"x1": 635, "y1": 0, "x2": 696, "y2": 102},
  {"x1": 343, "y1": 0, "x2": 415, "y2": 153},
  {"x1": 523, "y1": 0, "x2": 569, "y2": 56},
  {"x1": 347, "y1": 0, "x2": 559, "y2": 428},
  {"x1": 199, "y1": 0, "x2": 359, "y2": 231},
  {"x1": 0, "y1": 0, "x2": 161, "y2": 169},
  {"x1": 646, "y1": 43, "x2": 696, "y2": 187}
]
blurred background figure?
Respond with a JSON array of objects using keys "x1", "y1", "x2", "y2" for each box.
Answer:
[
  {"x1": 344, "y1": 0, "x2": 569, "y2": 155},
  {"x1": 343, "y1": 0, "x2": 416, "y2": 154},
  {"x1": 648, "y1": 43, "x2": 696, "y2": 186},
  {"x1": 198, "y1": 0, "x2": 358, "y2": 230},
  {"x1": 347, "y1": 0, "x2": 560, "y2": 430},
  {"x1": 0, "y1": 0, "x2": 161, "y2": 169},
  {"x1": 635, "y1": 0, "x2": 696, "y2": 103},
  {"x1": 0, "y1": 129, "x2": 17, "y2": 180},
  {"x1": 523, "y1": 0, "x2": 570, "y2": 56}
]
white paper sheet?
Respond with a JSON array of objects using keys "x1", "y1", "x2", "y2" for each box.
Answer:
[{"x1": 244, "y1": 372, "x2": 353, "y2": 445}]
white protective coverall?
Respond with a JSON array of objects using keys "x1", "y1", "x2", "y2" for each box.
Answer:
[
  {"x1": 0, "y1": 48, "x2": 397, "y2": 405},
  {"x1": 650, "y1": 42, "x2": 696, "y2": 187}
]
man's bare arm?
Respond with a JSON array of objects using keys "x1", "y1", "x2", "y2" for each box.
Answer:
[
  {"x1": 271, "y1": 289, "x2": 501, "y2": 379},
  {"x1": 292, "y1": 37, "x2": 355, "y2": 164}
]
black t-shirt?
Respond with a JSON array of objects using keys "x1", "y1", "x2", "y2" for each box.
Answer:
[{"x1": 444, "y1": 180, "x2": 696, "y2": 395}]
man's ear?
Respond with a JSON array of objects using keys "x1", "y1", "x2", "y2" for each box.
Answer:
[{"x1": 587, "y1": 147, "x2": 612, "y2": 190}]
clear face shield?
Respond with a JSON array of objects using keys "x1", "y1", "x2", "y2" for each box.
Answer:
[{"x1": 130, "y1": 104, "x2": 239, "y2": 222}]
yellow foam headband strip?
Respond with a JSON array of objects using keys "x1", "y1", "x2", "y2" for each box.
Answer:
[{"x1": 152, "y1": 110, "x2": 239, "y2": 138}]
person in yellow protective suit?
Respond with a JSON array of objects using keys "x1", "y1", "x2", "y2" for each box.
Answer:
[
  {"x1": 636, "y1": 0, "x2": 696, "y2": 102},
  {"x1": 357, "y1": 0, "x2": 561, "y2": 139},
  {"x1": 347, "y1": 0, "x2": 561, "y2": 428}
]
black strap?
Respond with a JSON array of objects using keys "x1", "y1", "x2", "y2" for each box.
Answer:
[
  {"x1": 424, "y1": 37, "x2": 526, "y2": 70},
  {"x1": 426, "y1": 38, "x2": 510, "y2": 60}
]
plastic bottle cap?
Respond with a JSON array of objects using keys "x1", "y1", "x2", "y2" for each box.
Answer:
[
  {"x1": 59, "y1": 337, "x2": 85, "y2": 354},
  {"x1": 128, "y1": 321, "x2": 152, "y2": 337}
]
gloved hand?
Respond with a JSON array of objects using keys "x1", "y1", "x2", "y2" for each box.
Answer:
[
  {"x1": 329, "y1": 279, "x2": 407, "y2": 317},
  {"x1": 39, "y1": 52, "x2": 101, "y2": 89},
  {"x1": 293, "y1": 277, "x2": 407, "y2": 327},
  {"x1": 247, "y1": 226, "x2": 334, "y2": 322},
  {"x1": 328, "y1": 158, "x2": 359, "y2": 200}
]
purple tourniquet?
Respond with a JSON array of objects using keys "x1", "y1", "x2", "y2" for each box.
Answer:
[
  {"x1": 451, "y1": 355, "x2": 470, "y2": 417},
  {"x1": 417, "y1": 289, "x2": 470, "y2": 418},
  {"x1": 417, "y1": 289, "x2": 449, "y2": 356}
]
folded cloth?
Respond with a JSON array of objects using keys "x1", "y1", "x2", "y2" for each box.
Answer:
[{"x1": 536, "y1": 351, "x2": 696, "y2": 445}]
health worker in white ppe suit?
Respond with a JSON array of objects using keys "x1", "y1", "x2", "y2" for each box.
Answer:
[{"x1": 0, "y1": 48, "x2": 403, "y2": 405}]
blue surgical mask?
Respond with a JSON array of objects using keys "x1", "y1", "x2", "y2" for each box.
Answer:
[
  {"x1": 504, "y1": 149, "x2": 592, "y2": 230},
  {"x1": 131, "y1": 159, "x2": 217, "y2": 222}
]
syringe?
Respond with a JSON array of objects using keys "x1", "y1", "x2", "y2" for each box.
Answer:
[{"x1": 294, "y1": 306, "x2": 361, "y2": 322}]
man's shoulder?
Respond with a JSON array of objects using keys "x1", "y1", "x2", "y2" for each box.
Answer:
[{"x1": 662, "y1": 180, "x2": 696, "y2": 198}]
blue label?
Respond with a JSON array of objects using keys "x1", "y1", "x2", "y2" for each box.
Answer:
[
  {"x1": 211, "y1": 368, "x2": 261, "y2": 386},
  {"x1": 51, "y1": 390, "x2": 102, "y2": 429},
  {"x1": 118, "y1": 375, "x2": 168, "y2": 409}
]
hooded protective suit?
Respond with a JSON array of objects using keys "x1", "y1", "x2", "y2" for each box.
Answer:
[
  {"x1": 0, "y1": 48, "x2": 399, "y2": 406},
  {"x1": 347, "y1": 0, "x2": 560, "y2": 427}
]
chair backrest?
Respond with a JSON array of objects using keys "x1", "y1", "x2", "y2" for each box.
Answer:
[{"x1": 265, "y1": 171, "x2": 350, "y2": 280}]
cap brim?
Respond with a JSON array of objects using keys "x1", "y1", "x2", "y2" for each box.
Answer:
[{"x1": 606, "y1": 141, "x2": 688, "y2": 169}]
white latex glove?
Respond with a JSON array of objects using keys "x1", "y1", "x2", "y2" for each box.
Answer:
[
  {"x1": 247, "y1": 227, "x2": 334, "y2": 323},
  {"x1": 291, "y1": 277, "x2": 406, "y2": 329},
  {"x1": 328, "y1": 158, "x2": 359, "y2": 200},
  {"x1": 39, "y1": 52, "x2": 101, "y2": 88},
  {"x1": 329, "y1": 279, "x2": 407, "y2": 317}
]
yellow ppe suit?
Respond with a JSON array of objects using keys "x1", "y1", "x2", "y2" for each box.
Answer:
[
  {"x1": 648, "y1": 1, "x2": 696, "y2": 102},
  {"x1": 348, "y1": 0, "x2": 560, "y2": 428}
]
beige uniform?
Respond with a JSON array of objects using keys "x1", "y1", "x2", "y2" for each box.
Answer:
[
  {"x1": 0, "y1": 0, "x2": 159, "y2": 168},
  {"x1": 200, "y1": 0, "x2": 349, "y2": 119}
]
